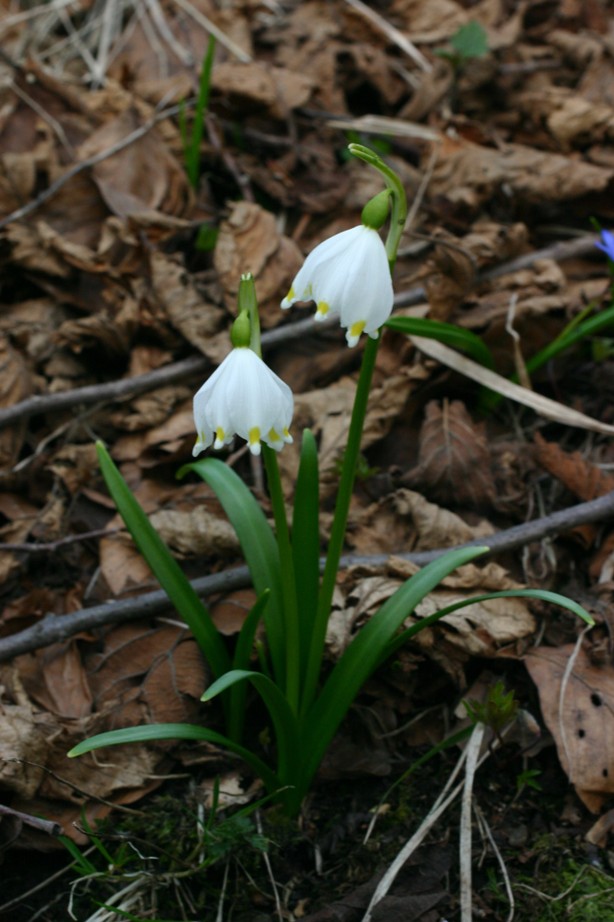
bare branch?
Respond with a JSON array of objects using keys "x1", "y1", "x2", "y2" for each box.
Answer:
[{"x1": 1, "y1": 490, "x2": 611, "y2": 662}]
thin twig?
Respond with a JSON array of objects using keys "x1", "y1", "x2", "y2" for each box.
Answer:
[
  {"x1": 0, "y1": 99, "x2": 189, "y2": 233},
  {"x1": 0, "y1": 354, "x2": 207, "y2": 430},
  {"x1": 0, "y1": 488, "x2": 609, "y2": 661},
  {"x1": 0, "y1": 803, "x2": 62, "y2": 837},
  {"x1": 171, "y1": 0, "x2": 251, "y2": 62},
  {"x1": 474, "y1": 804, "x2": 515, "y2": 922},
  {"x1": 0, "y1": 527, "x2": 119, "y2": 553},
  {"x1": 343, "y1": 0, "x2": 432, "y2": 72}
]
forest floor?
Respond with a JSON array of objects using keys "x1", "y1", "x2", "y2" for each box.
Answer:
[{"x1": 2, "y1": 0, "x2": 614, "y2": 920}]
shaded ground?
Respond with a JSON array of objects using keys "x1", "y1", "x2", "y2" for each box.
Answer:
[{"x1": 2, "y1": 0, "x2": 614, "y2": 919}]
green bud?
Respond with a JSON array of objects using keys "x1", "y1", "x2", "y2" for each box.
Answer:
[
  {"x1": 361, "y1": 189, "x2": 392, "y2": 230},
  {"x1": 230, "y1": 310, "x2": 251, "y2": 348}
]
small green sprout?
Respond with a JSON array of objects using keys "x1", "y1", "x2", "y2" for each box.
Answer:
[{"x1": 436, "y1": 21, "x2": 489, "y2": 69}]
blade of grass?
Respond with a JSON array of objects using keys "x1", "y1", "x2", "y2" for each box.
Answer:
[{"x1": 184, "y1": 35, "x2": 216, "y2": 188}]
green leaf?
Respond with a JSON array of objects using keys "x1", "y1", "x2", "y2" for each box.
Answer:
[
  {"x1": 450, "y1": 21, "x2": 488, "y2": 59},
  {"x1": 384, "y1": 316, "x2": 494, "y2": 368},
  {"x1": 180, "y1": 458, "x2": 285, "y2": 682},
  {"x1": 292, "y1": 429, "x2": 321, "y2": 673},
  {"x1": 184, "y1": 36, "x2": 216, "y2": 188},
  {"x1": 95, "y1": 443, "x2": 229, "y2": 679},
  {"x1": 228, "y1": 590, "x2": 270, "y2": 742},
  {"x1": 68, "y1": 723, "x2": 279, "y2": 794},
  {"x1": 203, "y1": 670, "x2": 302, "y2": 789},
  {"x1": 301, "y1": 545, "x2": 489, "y2": 791},
  {"x1": 386, "y1": 588, "x2": 593, "y2": 658}
]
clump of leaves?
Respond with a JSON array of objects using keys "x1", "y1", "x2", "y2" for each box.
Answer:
[{"x1": 464, "y1": 680, "x2": 518, "y2": 735}]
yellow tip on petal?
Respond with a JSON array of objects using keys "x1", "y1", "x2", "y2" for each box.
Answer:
[
  {"x1": 248, "y1": 427, "x2": 261, "y2": 454},
  {"x1": 281, "y1": 285, "x2": 295, "y2": 309},
  {"x1": 267, "y1": 428, "x2": 281, "y2": 443},
  {"x1": 315, "y1": 301, "x2": 330, "y2": 320},
  {"x1": 213, "y1": 426, "x2": 226, "y2": 449},
  {"x1": 346, "y1": 320, "x2": 366, "y2": 348},
  {"x1": 283, "y1": 427, "x2": 293, "y2": 444}
]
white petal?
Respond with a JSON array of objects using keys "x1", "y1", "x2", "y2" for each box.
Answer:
[
  {"x1": 192, "y1": 348, "x2": 294, "y2": 456},
  {"x1": 280, "y1": 225, "x2": 393, "y2": 346}
]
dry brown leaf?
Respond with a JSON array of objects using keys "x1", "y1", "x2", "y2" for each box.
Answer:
[
  {"x1": 99, "y1": 533, "x2": 153, "y2": 597},
  {"x1": 404, "y1": 400, "x2": 497, "y2": 509},
  {"x1": 214, "y1": 201, "x2": 303, "y2": 326},
  {"x1": 48, "y1": 444, "x2": 99, "y2": 495},
  {"x1": 533, "y1": 432, "x2": 614, "y2": 502},
  {"x1": 390, "y1": 0, "x2": 467, "y2": 43},
  {"x1": 430, "y1": 135, "x2": 614, "y2": 210},
  {"x1": 86, "y1": 622, "x2": 207, "y2": 730},
  {"x1": 413, "y1": 591, "x2": 535, "y2": 659},
  {"x1": 210, "y1": 589, "x2": 258, "y2": 636},
  {"x1": 336, "y1": 554, "x2": 529, "y2": 681},
  {"x1": 0, "y1": 334, "x2": 32, "y2": 467},
  {"x1": 149, "y1": 251, "x2": 226, "y2": 359},
  {"x1": 0, "y1": 667, "x2": 59, "y2": 799},
  {"x1": 0, "y1": 493, "x2": 40, "y2": 584},
  {"x1": 211, "y1": 62, "x2": 314, "y2": 117},
  {"x1": 525, "y1": 644, "x2": 614, "y2": 812},
  {"x1": 80, "y1": 109, "x2": 189, "y2": 218},
  {"x1": 16, "y1": 642, "x2": 93, "y2": 719},
  {"x1": 150, "y1": 506, "x2": 240, "y2": 559},
  {"x1": 423, "y1": 240, "x2": 476, "y2": 321},
  {"x1": 390, "y1": 490, "x2": 494, "y2": 551}
]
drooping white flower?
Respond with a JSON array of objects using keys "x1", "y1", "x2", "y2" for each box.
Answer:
[
  {"x1": 192, "y1": 347, "x2": 293, "y2": 457},
  {"x1": 281, "y1": 224, "x2": 394, "y2": 347}
]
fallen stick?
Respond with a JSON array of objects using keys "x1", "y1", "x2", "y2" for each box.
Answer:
[{"x1": 0, "y1": 490, "x2": 612, "y2": 662}]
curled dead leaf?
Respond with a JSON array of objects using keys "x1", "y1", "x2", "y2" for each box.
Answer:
[
  {"x1": 534, "y1": 432, "x2": 614, "y2": 502},
  {"x1": 526, "y1": 644, "x2": 614, "y2": 813}
]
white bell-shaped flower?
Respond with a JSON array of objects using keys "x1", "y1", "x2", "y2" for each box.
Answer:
[
  {"x1": 193, "y1": 347, "x2": 293, "y2": 457},
  {"x1": 281, "y1": 224, "x2": 393, "y2": 347}
]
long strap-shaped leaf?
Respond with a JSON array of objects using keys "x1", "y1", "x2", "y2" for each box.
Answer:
[
  {"x1": 181, "y1": 458, "x2": 285, "y2": 684},
  {"x1": 385, "y1": 316, "x2": 494, "y2": 368},
  {"x1": 96, "y1": 443, "x2": 230, "y2": 679},
  {"x1": 292, "y1": 429, "x2": 320, "y2": 685},
  {"x1": 203, "y1": 669, "x2": 302, "y2": 809},
  {"x1": 385, "y1": 587, "x2": 594, "y2": 658},
  {"x1": 68, "y1": 723, "x2": 279, "y2": 793},
  {"x1": 300, "y1": 546, "x2": 489, "y2": 791}
]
